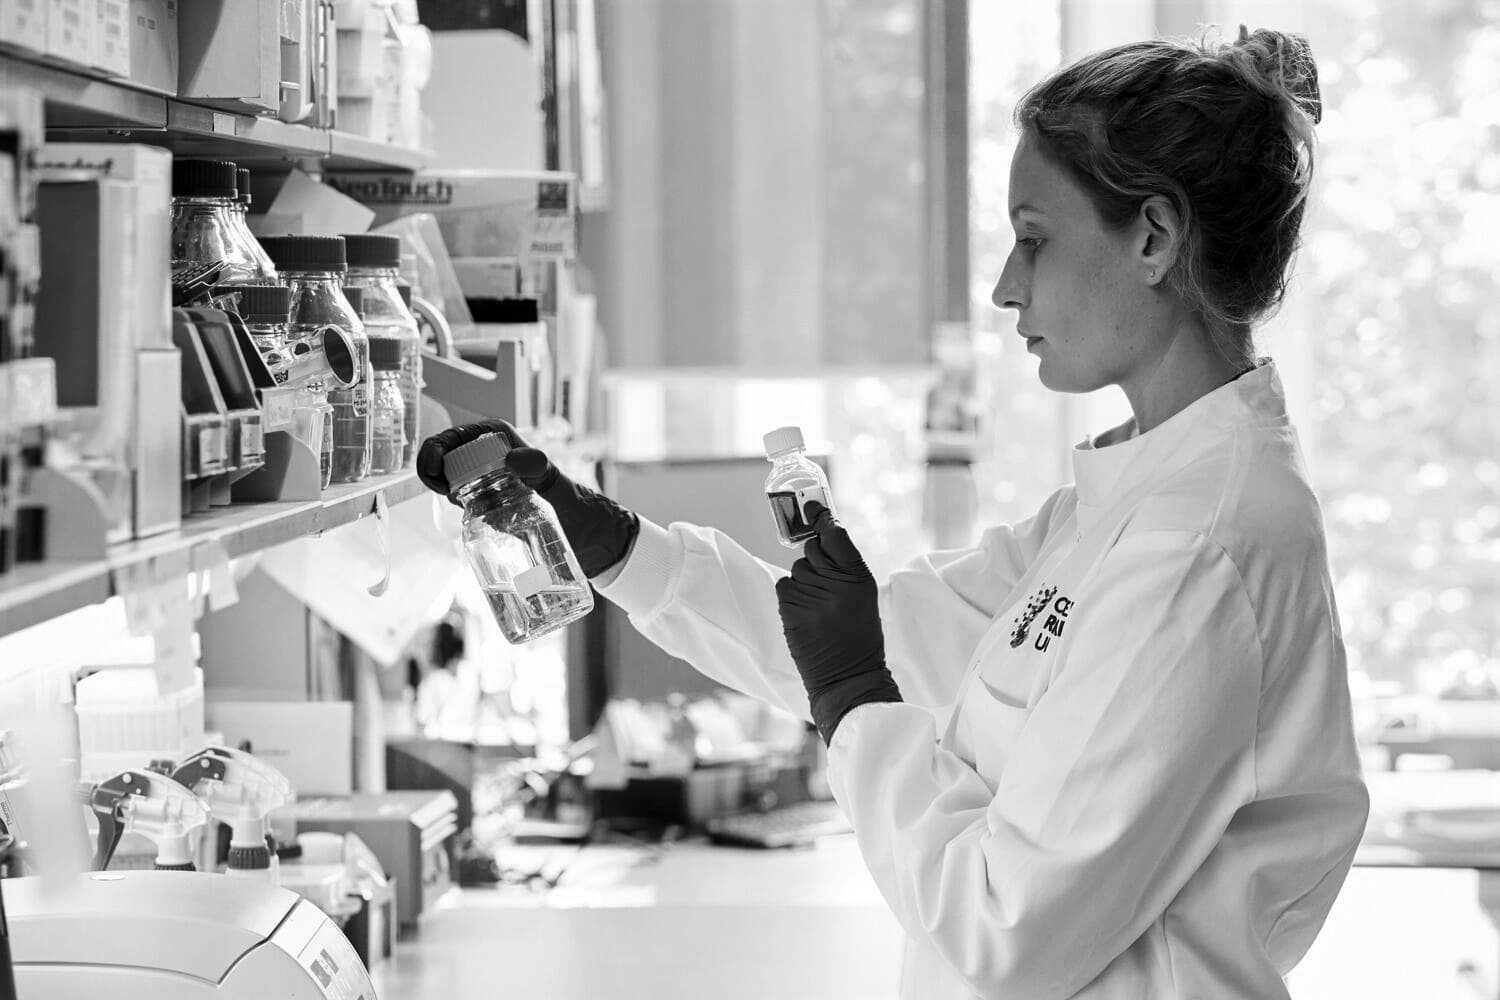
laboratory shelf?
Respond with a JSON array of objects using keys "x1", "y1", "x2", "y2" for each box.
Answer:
[
  {"x1": 326, "y1": 130, "x2": 434, "y2": 172},
  {"x1": 0, "y1": 48, "x2": 166, "y2": 129},
  {"x1": 0, "y1": 470, "x2": 428, "y2": 639},
  {"x1": 2, "y1": 50, "x2": 431, "y2": 172}
]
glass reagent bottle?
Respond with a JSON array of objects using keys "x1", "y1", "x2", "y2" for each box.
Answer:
[
  {"x1": 445, "y1": 434, "x2": 595, "y2": 644},
  {"x1": 763, "y1": 425, "x2": 836, "y2": 548}
]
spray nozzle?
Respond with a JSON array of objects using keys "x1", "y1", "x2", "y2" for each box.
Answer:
[{"x1": 87, "y1": 769, "x2": 211, "y2": 871}]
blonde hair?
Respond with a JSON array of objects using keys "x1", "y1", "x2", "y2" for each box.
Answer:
[{"x1": 1016, "y1": 27, "x2": 1322, "y2": 365}]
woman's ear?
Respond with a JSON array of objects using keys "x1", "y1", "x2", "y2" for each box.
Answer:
[{"x1": 1136, "y1": 194, "x2": 1185, "y2": 286}]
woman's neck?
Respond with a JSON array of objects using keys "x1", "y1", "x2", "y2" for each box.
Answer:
[{"x1": 1118, "y1": 318, "x2": 1251, "y2": 434}]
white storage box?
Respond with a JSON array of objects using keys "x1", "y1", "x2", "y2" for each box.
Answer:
[{"x1": 75, "y1": 666, "x2": 205, "y2": 782}]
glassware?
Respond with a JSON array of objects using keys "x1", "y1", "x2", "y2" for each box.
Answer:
[
  {"x1": 368, "y1": 336, "x2": 406, "y2": 475},
  {"x1": 342, "y1": 233, "x2": 421, "y2": 468},
  {"x1": 239, "y1": 283, "x2": 333, "y2": 489},
  {"x1": 170, "y1": 160, "x2": 275, "y2": 287},
  {"x1": 445, "y1": 433, "x2": 594, "y2": 644},
  {"x1": 280, "y1": 236, "x2": 371, "y2": 483},
  {"x1": 230, "y1": 167, "x2": 278, "y2": 282},
  {"x1": 763, "y1": 425, "x2": 837, "y2": 548}
]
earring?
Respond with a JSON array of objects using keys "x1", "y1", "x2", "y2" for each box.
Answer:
[{"x1": 1149, "y1": 269, "x2": 1157, "y2": 280}]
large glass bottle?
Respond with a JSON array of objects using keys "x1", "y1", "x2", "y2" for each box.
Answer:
[
  {"x1": 230, "y1": 168, "x2": 278, "y2": 282},
  {"x1": 763, "y1": 426, "x2": 837, "y2": 548},
  {"x1": 170, "y1": 159, "x2": 275, "y2": 286},
  {"x1": 342, "y1": 233, "x2": 421, "y2": 468},
  {"x1": 280, "y1": 236, "x2": 371, "y2": 483},
  {"x1": 444, "y1": 433, "x2": 594, "y2": 644},
  {"x1": 238, "y1": 283, "x2": 334, "y2": 489}
]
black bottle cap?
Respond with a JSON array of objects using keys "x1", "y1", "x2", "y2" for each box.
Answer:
[
  {"x1": 341, "y1": 232, "x2": 402, "y2": 269},
  {"x1": 237, "y1": 284, "x2": 291, "y2": 321},
  {"x1": 226, "y1": 844, "x2": 271, "y2": 871},
  {"x1": 237, "y1": 168, "x2": 252, "y2": 206},
  {"x1": 369, "y1": 336, "x2": 403, "y2": 370},
  {"x1": 257, "y1": 235, "x2": 292, "y2": 269},
  {"x1": 173, "y1": 159, "x2": 239, "y2": 199},
  {"x1": 277, "y1": 235, "x2": 347, "y2": 273},
  {"x1": 342, "y1": 286, "x2": 365, "y2": 316}
]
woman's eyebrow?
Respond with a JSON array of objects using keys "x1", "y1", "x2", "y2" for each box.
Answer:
[{"x1": 1010, "y1": 202, "x2": 1048, "y2": 220}]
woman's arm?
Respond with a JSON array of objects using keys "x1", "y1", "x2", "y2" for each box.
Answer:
[
  {"x1": 826, "y1": 530, "x2": 1265, "y2": 997},
  {"x1": 593, "y1": 486, "x2": 1072, "y2": 721}
]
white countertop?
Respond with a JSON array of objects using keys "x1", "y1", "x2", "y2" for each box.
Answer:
[{"x1": 370, "y1": 835, "x2": 905, "y2": 1000}]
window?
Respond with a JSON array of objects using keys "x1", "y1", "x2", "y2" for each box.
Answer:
[{"x1": 969, "y1": 0, "x2": 1500, "y2": 700}]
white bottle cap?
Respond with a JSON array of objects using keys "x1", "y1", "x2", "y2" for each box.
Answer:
[{"x1": 763, "y1": 426, "x2": 805, "y2": 457}]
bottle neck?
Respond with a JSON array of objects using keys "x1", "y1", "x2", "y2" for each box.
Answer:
[
  {"x1": 768, "y1": 447, "x2": 807, "y2": 469},
  {"x1": 452, "y1": 467, "x2": 527, "y2": 510},
  {"x1": 283, "y1": 270, "x2": 345, "y2": 288},
  {"x1": 348, "y1": 265, "x2": 401, "y2": 283}
]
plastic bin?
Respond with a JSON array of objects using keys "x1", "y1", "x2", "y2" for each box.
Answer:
[{"x1": 75, "y1": 667, "x2": 205, "y2": 782}]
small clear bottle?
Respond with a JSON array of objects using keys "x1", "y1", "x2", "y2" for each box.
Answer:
[
  {"x1": 368, "y1": 336, "x2": 406, "y2": 475},
  {"x1": 763, "y1": 426, "x2": 836, "y2": 548},
  {"x1": 238, "y1": 283, "x2": 333, "y2": 489},
  {"x1": 444, "y1": 433, "x2": 595, "y2": 644},
  {"x1": 342, "y1": 233, "x2": 421, "y2": 468},
  {"x1": 279, "y1": 236, "x2": 371, "y2": 484},
  {"x1": 170, "y1": 159, "x2": 275, "y2": 286}
]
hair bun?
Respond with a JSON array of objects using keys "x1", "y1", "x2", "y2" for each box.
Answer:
[{"x1": 1233, "y1": 25, "x2": 1322, "y2": 125}]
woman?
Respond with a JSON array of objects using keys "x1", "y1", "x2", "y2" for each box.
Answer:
[{"x1": 419, "y1": 26, "x2": 1369, "y2": 999}]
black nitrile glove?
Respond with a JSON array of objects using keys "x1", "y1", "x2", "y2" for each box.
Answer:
[
  {"x1": 774, "y1": 502, "x2": 902, "y2": 744},
  {"x1": 416, "y1": 420, "x2": 640, "y2": 578}
]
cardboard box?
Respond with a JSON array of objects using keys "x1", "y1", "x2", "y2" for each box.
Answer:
[
  {"x1": 127, "y1": 0, "x2": 177, "y2": 95},
  {"x1": 0, "y1": 0, "x2": 48, "y2": 55},
  {"x1": 324, "y1": 171, "x2": 579, "y2": 261},
  {"x1": 177, "y1": 0, "x2": 279, "y2": 111},
  {"x1": 36, "y1": 143, "x2": 172, "y2": 349},
  {"x1": 33, "y1": 178, "x2": 137, "y2": 541},
  {"x1": 95, "y1": 0, "x2": 128, "y2": 75},
  {"x1": 206, "y1": 700, "x2": 354, "y2": 797},
  {"x1": 45, "y1": 0, "x2": 92, "y2": 66}
]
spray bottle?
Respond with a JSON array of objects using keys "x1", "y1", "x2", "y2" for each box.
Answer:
[
  {"x1": 85, "y1": 768, "x2": 211, "y2": 871},
  {"x1": 171, "y1": 745, "x2": 293, "y2": 885}
]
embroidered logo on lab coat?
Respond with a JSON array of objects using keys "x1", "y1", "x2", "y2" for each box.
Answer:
[{"x1": 1009, "y1": 586, "x2": 1075, "y2": 652}]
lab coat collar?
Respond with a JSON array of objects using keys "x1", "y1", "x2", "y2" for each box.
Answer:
[{"x1": 1071, "y1": 358, "x2": 1287, "y2": 529}]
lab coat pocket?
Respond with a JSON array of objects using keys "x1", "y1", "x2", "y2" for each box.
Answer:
[{"x1": 962, "y1": 655, "x2": 1045, "y2": 778}]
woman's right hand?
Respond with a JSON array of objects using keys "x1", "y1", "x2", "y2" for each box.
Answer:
[{"x1": 417, "y1": 419, "x2": 641, "y2": 578}]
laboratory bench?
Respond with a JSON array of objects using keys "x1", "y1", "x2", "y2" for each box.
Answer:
[{"x1": 370, "y1": 835, "x2": 904, "y2": 1000}]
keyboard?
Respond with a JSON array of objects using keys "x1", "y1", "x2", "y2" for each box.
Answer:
[{"x1": 705, "y1": 800, "x2": 853, "y2": 849}]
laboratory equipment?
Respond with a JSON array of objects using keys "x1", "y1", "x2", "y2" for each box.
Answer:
[
  {"x1": 705, "y1": 799, "x2": 853, "y2": 849},
  {"x1": 444, "y1": 432, "x2": 593, "y2": 643},
  {"x1": 367, "y1": 336, "x2": 405, "y2": 474},
  {"x1": 286, "y1": 790, "x2": 459, "y2": 929},
  {"x1": 343, "y1": 232, "x2": 421, "y2": 466},
  {"x1": 173, "y1": 309, "x2": 231, "y2": 497},
  {"x1": 763, "y1": 426, "x2": 837, "y2": 548},
  {"x1": 171, "y1": 745, "x2": 294, "y2": 884},
  {"x1": 280, "y1": 236, "x2": 371, "y2": 483},
  {"x1": 6, "y1": 870, "x2": 376, "y2": 999},
  {"x1": 85, "y1": 767, "x2": 211, "y2": 871},
  {"x1": 184, "y1": 307, "x2": 266, "y2": 476},
  {"x1": 170, "y1": 159, "x2": 274, "y2": 286}
]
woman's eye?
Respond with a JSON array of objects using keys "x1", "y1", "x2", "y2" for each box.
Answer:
[{"x1": 1016, "y1": 236, "x2": 1043, "y2": 250}]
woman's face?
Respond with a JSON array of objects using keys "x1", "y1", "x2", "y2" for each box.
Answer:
[{"x1": 992, "y1": 134, "x2": 1155, "y2": 394}]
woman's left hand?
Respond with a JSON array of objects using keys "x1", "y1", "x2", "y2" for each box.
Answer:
[{"x1": 775, "y1": 503, "x2": 903, "y2": 744}]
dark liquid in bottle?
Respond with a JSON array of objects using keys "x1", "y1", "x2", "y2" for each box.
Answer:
[{"x1": 768, "y1": 490, "x2": 817, "y2": 544}]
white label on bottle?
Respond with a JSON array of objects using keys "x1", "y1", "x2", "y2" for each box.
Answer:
[
  {"x1": 795, "y1": 485, "x2": 828, "y2": 521},
  {"x1": 514, "y1": 565, "x2": 552, "y2": 600}
]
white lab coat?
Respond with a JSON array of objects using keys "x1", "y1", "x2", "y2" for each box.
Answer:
[{"x1": 595, "y1": 360, "x2": 1369, "y2": 999}]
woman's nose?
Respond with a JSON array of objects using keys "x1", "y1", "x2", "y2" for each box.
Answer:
[{"x1": 992, "y1": 255, "x2": 1026, "y2": 311}]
